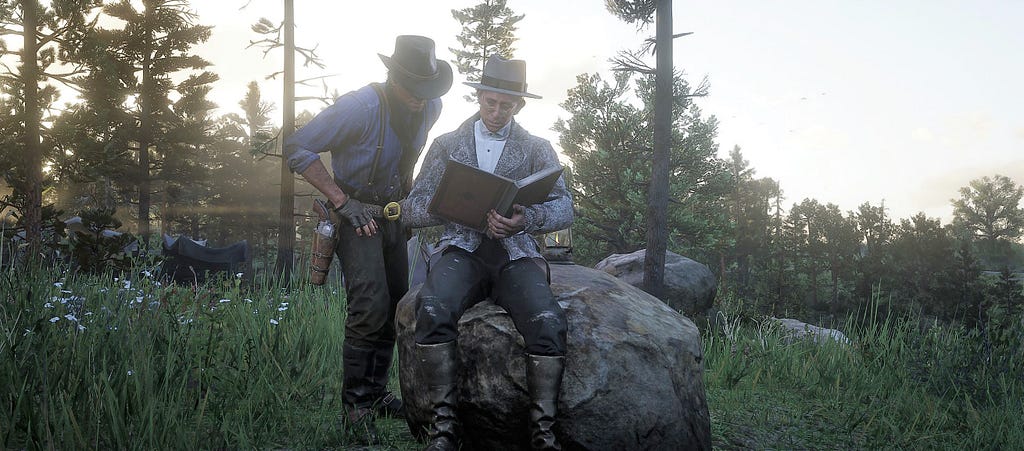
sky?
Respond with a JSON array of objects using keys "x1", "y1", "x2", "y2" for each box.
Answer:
[{"x1": 187, "y1": 1, "x2": 1024, "y2": 223}]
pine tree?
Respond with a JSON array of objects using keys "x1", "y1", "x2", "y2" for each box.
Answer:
[{"x1": 450, "y1": 0, "x2": 523, "y2": 102}]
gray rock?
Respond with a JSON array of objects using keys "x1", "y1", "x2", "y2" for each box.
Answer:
[
  {"x1": 396, "y1": 263, "x2": 711, "y2": 450},
  {"x1": 772, "y1": 317, "x2": 850, "y2": 345},
  {"x1": 594, "y1": 249, "x2": 717, "y2": 318}
]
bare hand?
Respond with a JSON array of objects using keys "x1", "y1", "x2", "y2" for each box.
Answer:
[{"x1": 486, "y1": 204, "x2": 526, "y2": 239}]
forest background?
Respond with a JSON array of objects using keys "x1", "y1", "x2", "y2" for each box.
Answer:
[{"x1": 2, "y1": 0, "x2": 1023, "y2": 336}]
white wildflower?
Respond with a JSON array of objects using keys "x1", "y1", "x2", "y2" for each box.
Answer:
[
  {"x1": 270, "y1": 318, "x2": 279, "y2": 325},
  {"x1": 49, "y1": 317, "x2": 60, "y2": 323},
  {"x1": 219, "y1": 299, "x2": 231, "y2": 304},
  {"x1": 64, "y1": 313, "x2": 77, "y2": 322},
  {"x1": 127, "y1": 370, "x2": 134, "y2": 376},
  {"x1": 77, "y1": 324, "x2": 86, "y2": 331},
  {"x1": 244, "y1": 298, "x2": 253, "y2": 303},
  {"x1": 235, "y1": 272, "x2": 243, "y2": 279},
  {"x1": 44, "y1": 302, "x2": 54, "y2": 308},
  {"x1": 54, "y1": 282, "x2": 63, "y2": 288}
]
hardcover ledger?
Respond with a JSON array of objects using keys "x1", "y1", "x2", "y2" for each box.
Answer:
[{"x1": 427, "y1": 159, "x2": 563, "y2": 232}]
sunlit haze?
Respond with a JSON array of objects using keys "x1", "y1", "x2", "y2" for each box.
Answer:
[{"x1": 188, "y1": 1, "x2": 1024, "y2": 223}]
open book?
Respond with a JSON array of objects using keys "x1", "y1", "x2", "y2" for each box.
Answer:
[{"x1": 428, "y1": 159, "x2": 564, "y2": 232}]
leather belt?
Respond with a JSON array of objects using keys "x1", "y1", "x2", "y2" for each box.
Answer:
[
  {"x1": 331, "y1": 199, "x2": 401, "y2": 222},
  {"x1": 363, "y1": 201, "x2": 402, "y2": 221}
]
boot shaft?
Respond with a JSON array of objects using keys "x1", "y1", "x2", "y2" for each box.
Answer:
[
  {"x1": 417, "y1": 341, "x2": 460, "y2": 447},
  {"x1": 526, "y1": 354, "x2": 565, "y2": 451}
]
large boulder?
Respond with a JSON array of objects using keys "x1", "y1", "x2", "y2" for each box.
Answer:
[
  {"x1": 396, "y1": 263, "x2": 711, "y2": 451},
  {"x1": 595, "y1": 249, "x2": 716, "y2": 318}
]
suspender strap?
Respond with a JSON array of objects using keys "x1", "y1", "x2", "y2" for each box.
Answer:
[{"x1": 367, "y1": 83, "x2": 388, "y2": 188}]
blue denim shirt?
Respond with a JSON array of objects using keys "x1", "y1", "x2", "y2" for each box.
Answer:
[{"x1": 285, "y1": 83, "x2": 442, "y2": 201}]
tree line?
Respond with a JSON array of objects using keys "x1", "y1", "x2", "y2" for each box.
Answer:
[{"x1": 3, "y1": 1, "x2": 1022, "y2": 330}]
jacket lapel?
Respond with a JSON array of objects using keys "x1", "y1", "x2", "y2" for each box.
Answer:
[
  {"x1": 492, "y1": 120, "x2": 526, "y2": 177},
  {"x1": 449, "y1": 115, "x2": 479, "y2": 167}
]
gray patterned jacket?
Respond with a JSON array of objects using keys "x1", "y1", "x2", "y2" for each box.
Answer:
[{"x1": 401, "y1": 114, "x2": 573, "y2": 261}]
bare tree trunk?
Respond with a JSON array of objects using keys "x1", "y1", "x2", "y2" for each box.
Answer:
[
  {"x1": 274, "y1": 0, "x2": 296, "y2": 283},
  {"x1": 20, "y1": 0, "x2": 42, "y2": 254},
  {"x1": 138, "y1": 4, "x2": 154, "y2": 244},
  {"x1": 642, "y1": 0, "x2": 672, "y2": 299}
]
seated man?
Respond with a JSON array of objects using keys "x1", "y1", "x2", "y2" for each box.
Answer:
[{"x1": 400, "y1": 54, "x2": 573, "y2": 451}]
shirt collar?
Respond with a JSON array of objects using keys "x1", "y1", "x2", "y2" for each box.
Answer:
[{"x1": 474, "y1": 119, "x2": 512, "y2": 141}]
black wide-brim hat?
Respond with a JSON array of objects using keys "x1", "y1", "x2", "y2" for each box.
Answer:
[{"x1": 379, "y1": 35, "x2": 453, "y2": 100}]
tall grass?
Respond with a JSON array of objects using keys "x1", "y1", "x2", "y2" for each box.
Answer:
[
  {"x1": 5, "y1": 258, "x2": 1021, "y2": 449},
  {"x1": 0, "y1": 261, "x2": 415, "y2": 449},
  {"x1": 704, "y1": 293, "x2": 1023, "y2": 450}
]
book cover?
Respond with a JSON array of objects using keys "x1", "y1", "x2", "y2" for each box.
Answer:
[{"x1": 428, "y1": 159, "x2": 563, "y2": 232}]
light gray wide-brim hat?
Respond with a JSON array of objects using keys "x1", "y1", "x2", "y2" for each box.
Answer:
[
  {"x1": 463, "y1": 54, "x2": 542, "y2": 99},
  {"x1": 379, "y1": 35, "x2": 453, "y2": 100}
]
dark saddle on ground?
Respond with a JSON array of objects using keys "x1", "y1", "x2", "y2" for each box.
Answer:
[{"x1": 160, "y1": 234, "x2": 249, "y2": 284}]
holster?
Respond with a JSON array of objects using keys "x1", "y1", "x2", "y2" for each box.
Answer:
[{"x1": 310, "y1": 198, "x2": 339, "y2": 285}]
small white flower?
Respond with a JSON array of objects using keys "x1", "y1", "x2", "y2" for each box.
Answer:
[
  {"x1": 142, "y1": 270, "x2": 152, "y2": 277},
  {"x1": 49, "y1": 317, "x2": 60, "y2": 323},
  {"x1": 77, "y1": 324, "x2": 86, "y2": 331},
  {"x1": 127, "y1": 370, "x2": 134, "y2": 376},
  {"x1": 54, "y1": 282, "x2": 63, "y2": 288},
  {"x1": 44, "y1": 302, "x2": 54, "y2": 309},
  {"x1": 278, "y1": 305, "x2": 288, "y2": 312},
  {"x1": 61, "y1": 289, "x2": 72, "y2": 294},
  {"x1": 218, "y1": 299, "x2": 231, "y2": 304},
  {"x1": 135, "y1": 297, "x2": 144, "y2": 304},
  {"x1": 85, "y1": 311, "x2": 93, "y2": 316},
  {"x1": 244, "y1": 298, "x2": 253, "y2": 303},
  {"x1": 64, "y1": 313, "x2": 78, "y2": 322},
  {"x1": 270, "y1": 319, "x2": 279, "y2": 325},
  {"x1": 235, "y1": 272, "x2": 243, "y2": 279},
  {"x1": 23, "y1": 329, "x2": 31, "y2": 336}
]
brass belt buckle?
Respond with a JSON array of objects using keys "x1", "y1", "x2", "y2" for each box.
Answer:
[{"x1": 384, "y1": 201, "x2": 401, "y2": 221}]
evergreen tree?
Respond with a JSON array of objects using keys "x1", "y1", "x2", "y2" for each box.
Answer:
[
  {"x1": 450, "y1": 0, "x2": 523, "y2": 102},
  {"x1": 554, "y1": 70, "x2": 729, "y2": 267},
  {"x1": 606, "y1": 0, "x2": 678, "y2": 298},
  {"x1": 855, "y1": 201, "x2": 895, "y2": 299},
  {"x1": 0, "y1": 0, "x2": 100, "y2": 251},
  {"x1": 890, "y1": 213, "x2": 957, "y2": 319},
  {"x1": 96, "y1": 0, "x2": 215, "y2": 242}
]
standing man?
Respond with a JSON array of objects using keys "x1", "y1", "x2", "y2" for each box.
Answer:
[
  {"x1": 285, "y1": 35, "x2": 452, "y2": 442},
  {"x1": 400, "y1": 55, "x2": 573, "y2": 451}
]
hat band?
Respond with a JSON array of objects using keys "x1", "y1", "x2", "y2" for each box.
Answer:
[{"x1": 481, "y1": 75, "x2": 527, "y2": 94}]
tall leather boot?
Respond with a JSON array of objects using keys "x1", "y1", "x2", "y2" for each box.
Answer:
[
  {"x1": 342, "y1": 343, "x2": 380, "y2": 445},
  {"x1": 369, "y1": 343, "x2": 405, "y2": 418},
  {"x1": 417, "y1": 341, "x2": 459, "y2": 451},
  {"x1": 526, "y1": 354, "x2": 565, "y2": 451}
]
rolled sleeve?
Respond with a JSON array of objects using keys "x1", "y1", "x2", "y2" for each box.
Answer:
[{"x1": 284, "y1": 93, "x2": 368, "y2": 174}]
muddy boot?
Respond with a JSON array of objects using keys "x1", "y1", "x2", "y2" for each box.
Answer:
[
  {"x1": 526, "y1": 354, "x2": 565, "y2": 451},
  {"x1": 369, "y1": 343, "x2": 405, "y2": 419},
  {"x1": 417, "y1": 341, "x2": 459, "y2": 451},
  {"x1": 342, "y1": 343, "x2": 380, "y2": 445}
]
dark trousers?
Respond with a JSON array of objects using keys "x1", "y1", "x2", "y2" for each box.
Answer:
[
  {"x1": 414, "y1": 238, "x2": 567, "y2": 356},
  {"x1": 336, "y1": 218, "x2": 408, "y2": 348}
]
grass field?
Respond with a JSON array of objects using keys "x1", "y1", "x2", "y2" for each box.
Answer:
[{"x1": 2, "y1": 262, "x2": 1021, "y2": 449}]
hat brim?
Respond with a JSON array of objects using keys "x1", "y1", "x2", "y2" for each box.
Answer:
[
  {"x1": 379, "y1": 54, "x2": 453, "y2": 100},
  {"x1": 464, "y1": 81, "x2": 542, "y2": 99}
]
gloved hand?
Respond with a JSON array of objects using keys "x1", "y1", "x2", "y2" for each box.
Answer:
[{"x1": 335, "y1": 198, "x2": 373, "y2": 229}]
